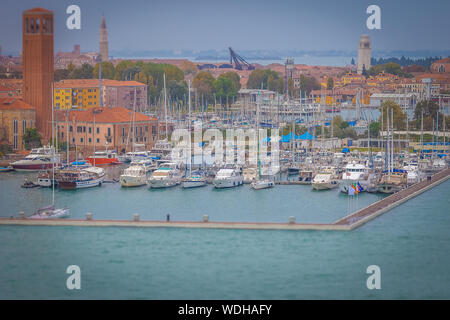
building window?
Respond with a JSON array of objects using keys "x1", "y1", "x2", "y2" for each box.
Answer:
[
  {"x1": 35, "y1": 18, "x2": 40, "y2": 34},
  {"x1": 96, "y1": 138, "x2": 100, "y2": 143},
  {"x1": 97, "y1": 128, "x2": 99, "y2": 134},
  {"x1": 69, "y1": 126, "x2": 73, "y2": 132},
  {"x1": 22, "y1": 120, "x2": 27, "y2": 134},
  {"x1": 107, "y1": 127, "x2": 111, "y2": 137},
  {"x1": 89, "y1": 127, "x2": 91, "y2": 134},
  {"x1": 72, "y1": 138, "x2": 75, "y2": 143},
  {"x1": 89, "y1": 138, "x2": 92, "y2": 143},
  {"x1": 152, "y1": 126, "x2": 156, "y2": 134},
  {"x1": 13, "y1": 119, "x2": 18, "y2": 149},
  {"x1": 122, "y1": 127, "x2": 125, "y2": 137},
  {"x1": 80, "y1": 138, "x2": 83, "y2": 143}
]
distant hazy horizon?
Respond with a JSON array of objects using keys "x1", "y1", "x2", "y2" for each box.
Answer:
[{"x1": 1, "y1": 0, "x2": 449, "y2": 59}]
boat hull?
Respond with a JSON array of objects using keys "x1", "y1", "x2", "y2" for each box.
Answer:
[
  {"x1": 251, "y1": 180, "x2": 274, "y2": 190},
  {"x1": 148, "y1": 179, "x2": 179, "y2": 188},
  {"x1": 11, "y1": 163, "x2": 56, "y2": 172},
  {"x1": 86, "y1": 158, "x2": 120, "y2": 165},
  {"x1": 312, "y1": 181, "x2": 338, "y2": 190},
  {"x1": 120, "y1": 175, "x2": 147, "y2": 187},
  {"x1": 58, "y1": 177, "x2": 104, "y2": 190},
  {"x1": 182, "y1": 180, "x2": 207, "y2": 188},
  {"x1": 213, "y1": 178, "x2": 243, "y2": 188}
]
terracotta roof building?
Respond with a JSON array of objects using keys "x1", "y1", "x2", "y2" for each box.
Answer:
[
  {"x1": 55, "y1": 107, "x2": 158, "y2": 154},
  {"x1": 0, "y1": 98, "x2": 36, "y2": 151}
]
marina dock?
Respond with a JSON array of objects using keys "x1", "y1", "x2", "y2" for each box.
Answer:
[{"x1": 1, "y1": 168, "x2": 449, "y2": 231}]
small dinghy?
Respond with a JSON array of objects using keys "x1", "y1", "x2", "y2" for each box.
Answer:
[
  {"x1": 0, "y1": 166, "x2": 14, "y2": 172},
  {"x1": 21, "y1": 179, "x2": 39, "y2": 188}
]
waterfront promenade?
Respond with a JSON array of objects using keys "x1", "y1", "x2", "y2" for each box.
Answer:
[{"x1": 1, "y1": 168, "x2": 449, "y2": 231}]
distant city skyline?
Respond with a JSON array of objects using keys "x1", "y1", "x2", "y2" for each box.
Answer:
[{"x1": 1, "y1": 0, "x2": 450, "y2": 57}]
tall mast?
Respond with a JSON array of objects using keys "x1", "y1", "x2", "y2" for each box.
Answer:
[
  {"x1": 188, "y1": 80, "x2": 192, "y2": 175},
  {"x1": 421, "y1": 109, "x2": 424, "y2": 158},
  {"x1": 51, "y1": 82, "x2": 55, "y2": 206},
  {"x1": 163, "y1": 74, "x2": 168, "y2": 140},
  {"x1": 132, "y1": 87, "x2": 136, "y2": 154}
]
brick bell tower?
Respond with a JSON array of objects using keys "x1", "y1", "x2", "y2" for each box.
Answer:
[{"x1": 22, "y1": 7, "x2": 54, "y2": 142}]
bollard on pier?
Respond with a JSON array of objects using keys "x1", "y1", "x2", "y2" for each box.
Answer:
[
  {"x1": 289, "y1": 216, "x2": 295, "y2": 224},
  {"x1": 86, "y1": 212, "x2": 93, "y2": 220},
  {"x1": 133, "y1": 213, "x2": 140, "y2": 222},
  {"x1": 19, "y1": 211, "x2": 25, "y2": 219},
  {"x1": 203, "y1": 215, "x2": 209, "y2": 223}
]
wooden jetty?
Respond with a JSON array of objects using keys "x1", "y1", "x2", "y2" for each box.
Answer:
[{"x1": 1, "y1": 168, "x2": 449, "y2": 232}]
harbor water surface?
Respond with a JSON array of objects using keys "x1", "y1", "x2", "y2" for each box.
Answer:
[{"x1": 0, "y1": 170, "x2": 449, "y2": 299}]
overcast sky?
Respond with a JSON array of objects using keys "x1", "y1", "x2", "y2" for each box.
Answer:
[{"x1": 1, "y1": 0, "x2": 449, "y2": 55}]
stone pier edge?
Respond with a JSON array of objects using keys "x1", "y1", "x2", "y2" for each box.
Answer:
[{"x1": 0, "y1": 169, "x2": 448, "y2": 232}]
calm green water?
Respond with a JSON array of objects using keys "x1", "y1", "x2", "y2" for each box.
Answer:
[{"x1": 0, "y1": 171, "x2": 449, "y2": 299}]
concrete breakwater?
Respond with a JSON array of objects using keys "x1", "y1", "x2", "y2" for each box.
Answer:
[{"x1": 1, "y1": 168, "x2": 449, "y2": 231}]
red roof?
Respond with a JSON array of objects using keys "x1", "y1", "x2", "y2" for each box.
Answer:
[
  {"x1": 57, "y1": 107, "x2": 157, "y2": 123},
  {"x1": 23, "y1": 7, "x2": 53, "y2": 14},
  {"x1": 0, "y1": 98, "x2": 35, "y2": 110}
]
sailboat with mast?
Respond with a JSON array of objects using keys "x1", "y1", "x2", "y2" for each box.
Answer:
[
  {"x1": 29, "y1": 84, "x2": 70, "y2": 219},
  {"x1": 377, "y1": 107, "x2": 407, "y2": 194},
  {"x1": 120, "y1": 88, "x2": 148, "y2": 187},
  {"x1": 251, "y1": 91, "x2": 274, "y2": 190},
  {"x1": 182, "y1": 80, "x2": 207, "y2": 188}
]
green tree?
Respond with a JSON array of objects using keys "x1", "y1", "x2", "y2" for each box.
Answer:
[
  {"x1": 22, "y1": 128, "x2": 42, "y2": 150},
  {"x1": 369, "y1": 121, "x2": 380, "y2": 138},
  {"x1": 379, "y1": 100, "x2": 407, "y2": 130},
  {"x1": 193, "y1": 71, "x2": 216, "y2": 101},
  {"x1": 219, "y1": 72, "x2": 241, "y2": 92},
  {"x1": 168, "y1": 80, "x2": 188, "y2": 102},
  {"x1": 54, "y1": 69, "x2": 70, "y2": 81},
  {"x1": 247, "y1": 69, "x2": 282, "y2": 91},
  {"x1": 93, "y1": 61, "x2": 115, "y2": 79},
  {"x1": 414, "y1": 100, "x2": 439, "y2": 120},
  {"x1": 299, "y1": 75, "x2": 320, "y2": 95},
  {"x1": 326, "y1": 77, "x2": 334, "y2": 90},
  {"x1": 71, "y1": 63, "x2": 93, "y2": 79}
]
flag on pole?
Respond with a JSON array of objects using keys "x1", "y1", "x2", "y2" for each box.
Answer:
[
  {"x1": 357, "y1": 182, "x2": 364, "y2": 192},
  {"x1": 348, "y1": 184, "x2": 355, "y2": 196}
]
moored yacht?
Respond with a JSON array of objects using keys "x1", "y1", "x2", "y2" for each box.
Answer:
[
  {"x1": 10, "y1": 146, "x2": 59, "y2": 171},
  {"x1": 311, "y1": 167, "x2": 339, "y2": 190},
  {"x1": 120, "y1": 164, "x2": 147, "y2": 187},
  {"x1": 213, "y1": 167, "x2": 243, "y2": 188},
  {"x1": 86, "y1": 149, "x2": 120, "y2": 165},
  {"x1": 377, "y1": 169, "x2": 407, "y2": 194},
  {"x1": 339, "y1": 163, "x2": 375, "y2": 194},
  {"x1": 182, "y1": 170, "x2": 207, "y2": 188},
  {"x1": 57, "y1": 166, "x2": 105, "y2": 190},
  {"x1": 148, "y1": 162, "x2": 183, "y2": 188}
]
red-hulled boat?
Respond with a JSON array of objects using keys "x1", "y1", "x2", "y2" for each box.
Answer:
[{"x1": 86, "y1": 150, "x2": 120, "y2": 165}]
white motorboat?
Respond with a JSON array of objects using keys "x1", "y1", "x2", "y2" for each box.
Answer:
[
  {"x1": 213, "y1": 168, "x2": 244, "y2": 188},
  {"x1": 339, "y1": 162, "x2": 374, "y2": 194},
  {"x1": 120, "y1": 164, "x2": 148, "y2": 187},
  {"x1": 148, "y1": 162, "x2": 183, "y2": 188},
  {"x1": 10, "y1": 146, "x2": 59, "y2": 171},
  {"x1": 312, "y1": 168, "x2": 339, "y2": 190}
]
